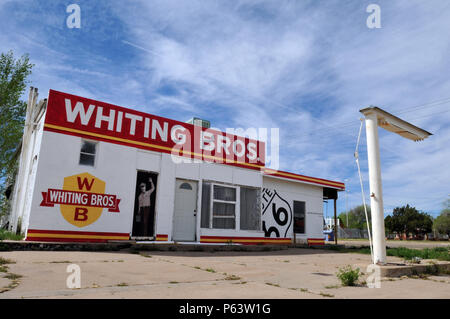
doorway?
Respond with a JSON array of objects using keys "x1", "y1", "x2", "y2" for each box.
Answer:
[
  {"x1": 172, "y1": 179, "x2": 198, "y2": 242},
  {"x1": 132, "y1": 171, "x2": 158, "y2": 238}
]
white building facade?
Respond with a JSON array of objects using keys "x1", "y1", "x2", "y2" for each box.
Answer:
[{"x1": 10, "y1": 89, "x2": 344, "y2": 245}]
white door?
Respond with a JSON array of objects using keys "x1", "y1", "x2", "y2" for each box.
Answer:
[{"x1": 173, "y1": 179, "x2": 198, "y2": 241}]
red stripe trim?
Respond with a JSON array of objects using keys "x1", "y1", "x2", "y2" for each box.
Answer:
[
  {"x1": 156, "y1": 234, "x2": 168, "y2": 240},
  {"x1": 25, "y1": 237, "x2": 110, "y2": 243},
  {"x1": 307, "y1": 238, "x2": 325, "y2": 246},
  {"x1": 201, "y1": 236, "x2": 290, "y2": 241},
  {"x1": 263, "y1": 168, "x2": 345, "y2": 190},
  {"x1": 200, "y1": 236, "x2": 291, "y2": 245},
  {"x1": 27, "y1": 229, "x2": 129, "y2": 237}
]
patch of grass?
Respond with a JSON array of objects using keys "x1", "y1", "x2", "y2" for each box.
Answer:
[
  {"x1": 265, "y1": 282, "x2": 280, "y2": 287},
  {"x1": 319, "y1": 292, "x2": 335, "y2": 298},
  {"x1": 205, "y1": 268, "x2": 216, "y2": 273},
  {"x1": 0, "y1": 230, "x2": 24, "y2": 241},
  {"x1": 300, "y1": 288, "x2": 309, "y2": 292},
  {"x1": 336, "y1": 265, "x2": 361, "y2": 286},
  {"x1": 117, "y1": 282, "x2": 128, "y2": 287},
  {"x1": 194, "y1": 266, "x2": 201, "y2": 269},
  {"x1": 0, "y1": 257, "x2": 15, "y2": 265},
  {"x1": 49, "y1": 261, "x2": 71, "y2": 264},
  {"x1": 332, "y1": 245, "x2": 450, "y2": 262},
  {"x1": 4, "y1": 273, "x2": 22, "y2": 280},
  {"x1": 0, "y1": 265, "x2": 8, "y2": 273},
  {"x1": 224, "y1": 274, "x2": 241, "y2": 281},
  {"x1": 169, "y1": 281, "x2": 179, "y2": 284},
  {"x1": 324, "y1": 285, "x2": 340, "y2": 289},
  {"x1": 386, "y1": 247, "x2": 450, "y2": 261}
]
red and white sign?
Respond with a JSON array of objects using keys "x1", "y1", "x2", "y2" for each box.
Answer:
[
  {"x1": 44, "y1": 90, "x2": 265, "y2": 170},
  {"x1": 40, "y1": 189, "x2": 121, "y2": 212}
]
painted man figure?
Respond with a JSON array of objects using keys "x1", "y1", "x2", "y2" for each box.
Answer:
[{"x1": 138, "y1": 177, "x2": 155, "y2": 237}]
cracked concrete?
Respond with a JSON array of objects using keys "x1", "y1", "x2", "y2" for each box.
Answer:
[{"x1": 1, "y1": 248, "x2": 449, "y2": 299}]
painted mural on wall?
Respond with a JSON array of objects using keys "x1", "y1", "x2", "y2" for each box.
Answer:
[
  {"x1": 40, "y1": 172, "x2": 121, "y2": 227},
  {"x1": 261, "y1": 188, "x2": 292, "y2": 238}
]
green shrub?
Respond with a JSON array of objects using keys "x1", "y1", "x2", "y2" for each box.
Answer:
[
  {"x1": 336, "y1": 265, "x2": 361, "y2": 286},
  {"x1": 0, "y1": 229, "x2": 24, "y2": 241}
]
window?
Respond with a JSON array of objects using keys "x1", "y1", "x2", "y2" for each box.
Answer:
[
  {"x1": 201, "y1": 182, "x2": 211, "y2": 228},
  {"x1": 201, "y1": 182, "x2": 237, "y2": 230},
  {"x1": 179, "y1": 182, "x2": 192, "y2": 190},
  {"x1": 293, "y1": 201, "x2": 306, "y2": 234},
  {"x1": 240, "y1": 187, "x2": 261, "y2": 230},
  {"x1": 79, "y1": 140, "x2": 97, "y2": 166},
  {"x1": 212, "y1": 185, "x2": 236, "y2": 229}
]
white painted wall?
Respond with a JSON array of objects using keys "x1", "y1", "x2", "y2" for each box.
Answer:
[
  {"x1": 9, "y1": 98, "x2": 46, "y2": 234},
  {"x1": 262, "y1": 176, "x2": 324, "y2": 242},
  {"x1": 24, "y1": 130, "x2": 325, "y2": 241}
]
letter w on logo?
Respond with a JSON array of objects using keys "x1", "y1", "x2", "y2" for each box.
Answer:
[{"x1": 77, "y1": 177, "x2": 95, "y2": 191}]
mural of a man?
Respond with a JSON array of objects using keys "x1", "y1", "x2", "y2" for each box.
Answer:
[{"x1": 138, "y1": 177, "x2": 155, "y2": 237}]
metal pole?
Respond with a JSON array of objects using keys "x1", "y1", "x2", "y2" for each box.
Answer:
[
  {"x1": 334, "y1": 198, "x2": 338, "y2": 245},
  {"x1": 345, "y1": 179, "x2": 349, "y2": 227},
  {"x1": 364, "y1": 112, "x2": 386, "y2": 264}
]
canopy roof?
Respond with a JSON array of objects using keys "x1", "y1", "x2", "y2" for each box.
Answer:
[{"x1": 360, "y1": 106, "x2": 432, "y2": 141}]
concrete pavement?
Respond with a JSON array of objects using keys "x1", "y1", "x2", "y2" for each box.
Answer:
[{"x1": 1, "y1": 248, "x2": 449, "y2": 299}]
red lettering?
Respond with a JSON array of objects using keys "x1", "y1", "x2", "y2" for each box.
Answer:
[
  {"x1": 77, "y1": 177, "x2": 95, "y2": 191},
  {"x1": 74, "y1": 207, "x2": 88, "y2": 221}
]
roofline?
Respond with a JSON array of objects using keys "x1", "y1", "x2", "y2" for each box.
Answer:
[
  {"x1": 262, "y1": 168, "x2": 345, "y2": 190},
  {"x1": 359, "y1": 106, "x2": 433, "y2": 136}
]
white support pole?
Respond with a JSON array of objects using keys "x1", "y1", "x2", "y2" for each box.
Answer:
[{"x1": 364, "y1": 112, "x2": 386, "y2": 264}]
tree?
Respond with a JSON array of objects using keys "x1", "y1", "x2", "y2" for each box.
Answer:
[
  {"x1": 0, "y1": 50, "x2": 33, "y2": 224},
  {"x1": 433, "y1": 201, "x2": 450, "y2": 237},
  {"x1": 385, "y1": 205, "x2": 433, "y2": 238},
  {"x1": 338, "y1": 205, "x2": 371, "y2": 230}
]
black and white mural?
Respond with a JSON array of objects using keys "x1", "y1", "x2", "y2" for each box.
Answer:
[{"x1": 261, "y1": 188, "x2": 292, "y2": 238}]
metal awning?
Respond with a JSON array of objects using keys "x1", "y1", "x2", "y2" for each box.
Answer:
[{"x1": 359, "y1": 106, "x2": 433, "y2": 141}]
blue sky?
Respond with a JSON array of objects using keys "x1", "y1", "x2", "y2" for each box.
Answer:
[{"x1": 1, "y1": 0, "x2": 449, "y2": 218}]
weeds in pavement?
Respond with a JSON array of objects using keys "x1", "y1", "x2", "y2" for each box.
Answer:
[{"x1": 336, "y1": 265, "x2": 361, "y2": 286}]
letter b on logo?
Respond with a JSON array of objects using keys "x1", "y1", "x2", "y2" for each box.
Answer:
[{"x1": 74, "y1": 207, "x2": 88, "y2": 221}]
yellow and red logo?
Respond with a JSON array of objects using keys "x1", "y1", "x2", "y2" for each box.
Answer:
[{"x1": 40, "y1": 172, "x2": 120, "y2": 228}]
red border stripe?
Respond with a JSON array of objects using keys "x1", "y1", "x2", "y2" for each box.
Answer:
[
  {"x1": 25, "y1": 237, "x2": 111, "y2": 243},
  {"x1": 200, "y1": 236, "x2": 292, "y2": 245},
  {"x1": 27, "y1": 229, "x2": 129, "y2": 237},
  {"x1": 263, "y1": 168, "x2": 345, "y2": 190},
  {"x1": 201, "y1": 236, "x2": 290, "y2": 241},
  {"x1": 156, "y1": 234, "x2": 168, "y2": 241}
]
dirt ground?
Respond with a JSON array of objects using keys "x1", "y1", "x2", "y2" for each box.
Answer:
[{"x1": 1, "y1": 247, "x2": 449, "y2": 299}]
